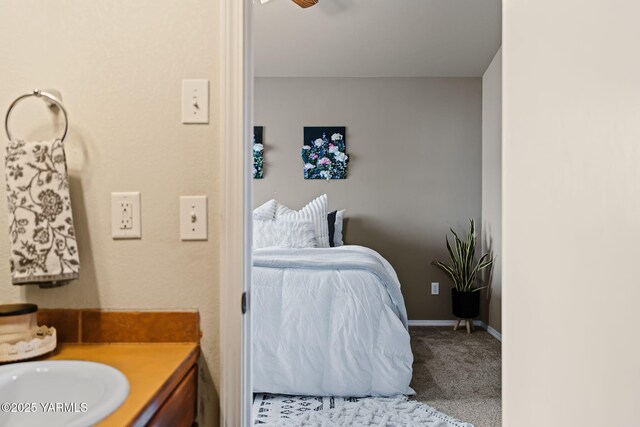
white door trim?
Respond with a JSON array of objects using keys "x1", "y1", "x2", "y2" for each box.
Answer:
[{"x1": 219, "y1": 0, "x2": 252, "y2": 425}]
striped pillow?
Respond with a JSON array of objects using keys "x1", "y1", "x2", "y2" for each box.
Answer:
[{"x1": 276, "y1": 194, "x2": 330, "y2": 248}]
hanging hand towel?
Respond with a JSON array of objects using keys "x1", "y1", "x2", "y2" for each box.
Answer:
[{"x1": 4, "y1": 139, "x2": 80, "y2": 287}]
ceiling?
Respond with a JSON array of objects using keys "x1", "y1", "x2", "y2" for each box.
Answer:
[{"x1": 254, "y1": 0, "x2": 501, "y2": 77}]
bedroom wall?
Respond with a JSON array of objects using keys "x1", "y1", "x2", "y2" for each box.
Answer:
[
  {"x1": 503, "y1": 0, "x2": 640, "y2": 425},
  {"x1": 482, "y1": 48, "x2": 502, "y2": 333},
  {"x1": 253, "y1": 77, "x2": 482, "y2": 321},
  {"x1": 0, "y1": 2, "x2": 221, "y2": 425}
]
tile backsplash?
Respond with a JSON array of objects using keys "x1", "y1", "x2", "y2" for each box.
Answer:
[{"x1": 37, "y1": 309, "x2": 200, "y2": 343}]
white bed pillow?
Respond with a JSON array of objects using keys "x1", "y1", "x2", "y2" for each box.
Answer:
[
  {"x1": 253, "y1": 199, "x2": 277, "y2": 221},
  {"x1": 253, "y1": 219, "x2": 317, "y2": 249},
  {"x1": 276, "y1": 194, "x2": 331, "y2": 248}
]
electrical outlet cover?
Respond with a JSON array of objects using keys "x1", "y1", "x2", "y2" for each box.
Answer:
[
  {"x1": 431, "y1": 282, "x2": 440, "y2": 295},
  {"x1": 111, "y1": 192, "x2": 141, "y2": 239}
]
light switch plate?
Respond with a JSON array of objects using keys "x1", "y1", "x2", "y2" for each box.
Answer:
[
  {"x1": 181, "y1": 79, "x2": 209, "y2": 124},
  {"x1": 180, "y1": 196, "x2": 208, "y2": 240},
  {"x1": 112, "y1": 192, "x2": 141, "y2": 239}
]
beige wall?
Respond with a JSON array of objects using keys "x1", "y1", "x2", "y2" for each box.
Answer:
[
  {"x1": 482, "y1": 48, "x2": 502, "y2": 333},
  {"x1": 503, "y1": 0, "x2": 640, "y2": 425},
  {"x1": 254, "y1": 77, "x2": 482, "y2": 321},
  {"x1": 0, "y1": 2, "x2": 221, "y2": 426}
]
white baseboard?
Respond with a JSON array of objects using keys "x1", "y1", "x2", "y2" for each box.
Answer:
[
  {"x1": 408, "y1": 319, "x2": 502, "y2": 342},
  {"x1": 407, "y1": 319, "x2": 485, "y2": 327},
  {"x1": 485, "y1": 324, "x2": 502, "y2": 342}
]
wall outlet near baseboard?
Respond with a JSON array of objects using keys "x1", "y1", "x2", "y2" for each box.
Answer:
[{"x1": 431, "y1": 282, "x2": 439, "y2": 295}]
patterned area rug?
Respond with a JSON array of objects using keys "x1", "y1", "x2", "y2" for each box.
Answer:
[{"x1": 253, "y1": 394, "x2": 474, "y2": 426}]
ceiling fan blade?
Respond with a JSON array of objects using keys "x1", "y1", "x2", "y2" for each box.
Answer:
[{"x1": 292, "y1": 0, "x2": 318, "y2": 8}]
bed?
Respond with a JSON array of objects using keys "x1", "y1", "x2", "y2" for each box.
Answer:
[{"x1": 252, "y1": 245, "x2": 414, "y2": 397}]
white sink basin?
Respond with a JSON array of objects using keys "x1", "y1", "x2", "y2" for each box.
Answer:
[{"x1": 0, "y1": 360, "x2": 129, "y2": 427}]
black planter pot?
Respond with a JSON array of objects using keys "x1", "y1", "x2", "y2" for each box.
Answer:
[{"x1": 451, "y1": 288, "x2": 480, "y2": 319}]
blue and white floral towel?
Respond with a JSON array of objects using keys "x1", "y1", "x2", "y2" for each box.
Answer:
[{"x1": 4, "y1": 139, "x2": 79, "y2": 287}]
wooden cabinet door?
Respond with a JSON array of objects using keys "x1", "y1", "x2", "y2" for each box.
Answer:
[{"x1": 147, "y1": 366, "x2": 197, "y2": 427}]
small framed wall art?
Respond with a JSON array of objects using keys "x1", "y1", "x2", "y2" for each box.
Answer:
[
  {"x1": 253, "y1": 126, "x2": 264, "y2": 179},
  {"x1": 302, "y1": 127, "x2": 348, "y2": 180}
]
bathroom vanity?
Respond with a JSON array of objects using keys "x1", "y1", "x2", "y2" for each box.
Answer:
[
  {"x1": 28, "y1": 309, "x2": 202, "y2": 427},
  {"x1": 48, "y1": 343, "x2": 199, "y2": 426}
]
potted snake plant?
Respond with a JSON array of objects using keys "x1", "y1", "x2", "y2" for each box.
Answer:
[{"x1": 431, "y1": 219, "x2": 494, "y2": 319}]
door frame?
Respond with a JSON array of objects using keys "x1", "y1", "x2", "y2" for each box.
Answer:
[{"x1": 219, "y1": 0, "x2": 252, "y2": 425}]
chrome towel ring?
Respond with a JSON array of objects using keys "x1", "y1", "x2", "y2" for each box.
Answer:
[{"x1": 4, "y1": 89, "x2": 68, "y2": 142}]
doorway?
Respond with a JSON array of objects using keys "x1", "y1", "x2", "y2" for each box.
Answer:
[{"x1": 220, "y1": 1, "x2": 502, "y2": 426}]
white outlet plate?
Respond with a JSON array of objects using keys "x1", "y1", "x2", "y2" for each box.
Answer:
[
  {"x1": 431, "y1": 282, "x2": 440, "y2": 295},
  {"x1": 111, "y1": 192, "x2": 141, "y2": 239},
  {"x1": 181, "y1": 79, "x2": 209, "y2": 124},
  {"x1": 180, "y1": 196, "x2": 208, "y2": 241}
]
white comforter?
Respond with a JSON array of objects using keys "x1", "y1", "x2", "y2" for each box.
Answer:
[{"x1": 252, "y1": 245, "x2": 414, "y2": 397}]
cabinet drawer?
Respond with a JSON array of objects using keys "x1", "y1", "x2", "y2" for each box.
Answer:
[{"x1": 147, "y1": 366, "x2": 197, "y2": 427}]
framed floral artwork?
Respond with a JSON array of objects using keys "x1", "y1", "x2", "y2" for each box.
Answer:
[
  {"x1": 253, "y1": 126, "x2": 264, "y2": 179},
  {"x1": 302, "y1": 127, "x2": 348, "y2": 180}
]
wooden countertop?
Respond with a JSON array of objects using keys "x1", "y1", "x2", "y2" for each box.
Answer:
[{"x1": 45, "y1": 343, "x2": 199, "y2": 426}]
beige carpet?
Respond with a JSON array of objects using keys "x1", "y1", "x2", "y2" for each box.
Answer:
[{"x1": 409, "y1": 326, "x2": 502, "y2": 427}]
